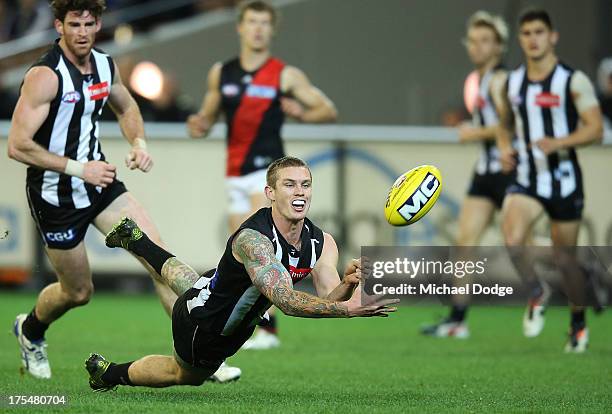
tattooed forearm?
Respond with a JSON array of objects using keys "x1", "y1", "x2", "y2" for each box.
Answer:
[
  {"x1": 161, "y1": 257, "x2": 201, "y2": 296},
  {"x1": 233, "y1": 229, "x2": 349, "y2": 318}
]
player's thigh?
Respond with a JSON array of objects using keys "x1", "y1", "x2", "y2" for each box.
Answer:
[
  {"x1": 550, "y1": 220, "x2": 581, "y2": 247},
  {"x1": 45, "y1": 241, "x2": 93, "y2": 297},
  {"x1": 456, "y1": 196, "x2": 496, "y2": 245},
  {"x1": 92, "y1": 192, "x2": 164, "y2": 246},
  {"x1": 501, "y1": 193, "x2": 544, "y2": 246}
]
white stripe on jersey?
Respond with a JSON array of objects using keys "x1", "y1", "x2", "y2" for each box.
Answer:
[
  {"x1": 42, "y1": 56, "x2": 75, "y2": 206},
  {"x1": 72, "y1": 75, "x2": 96, "y2": 208},
  {"x1": 474, "y1": 69, "x2": 502, "y2": 175},
  {"x1": 550, "y1": 67, "x2": 577, "y2": 197},
  {"x1": 524, "y1": 82, "x2": 554, "y2": 198},
  {"x1": 508, "y1": 66, "x2": 530, "y2": 188}
]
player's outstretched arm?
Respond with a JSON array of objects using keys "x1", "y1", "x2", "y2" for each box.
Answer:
[
  {"x1": 232, "y1": 229, "x2": 396, "y2": 318},
  {"x1": 311, "y1": 232, "x2": 360, "y2": 302},
  {"x1": 280, "y1": 66, "x2": 338, "y2": 123},
  {"x1": 187, "y1": 62, "x2": 222, "y2": 138},
  {"x1": 8, "y1": 67, "x2": 117, "y2": 187}
]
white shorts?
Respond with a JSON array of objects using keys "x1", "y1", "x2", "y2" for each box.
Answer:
[{"x1": 225, "y1": 169, "x2": 267, "y2": 215}]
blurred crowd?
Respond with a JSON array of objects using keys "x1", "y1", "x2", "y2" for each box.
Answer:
[
  {"x1": 0, "y1": 0, "x2": 240, "y2": 43},
  {"x1": 0, "y1": 0, "x2": 242, "y2": 121}
]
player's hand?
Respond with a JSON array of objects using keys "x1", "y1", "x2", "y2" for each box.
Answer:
[
  {"x1": 500, "y1": 147, "x2": 517, "y2": 173},
  {"x1": 187, "y1": 113, "x2": 210, "y2": 138},
  {"x1": 534, "y1": 137, "x2": 560, "y2": 155},
  {"x1": 125, "y1": 147, "x2": 153, "y2": 172},
  {"x1": 83, "y1": 161, "x2": 116, "y2": 188},
  {"x1": 458, "y1": 122, "x2": 479, "y2": 143},
  {"x1": 280, "y1": 97, "x2": 304, "y2": 120},
  {"x1": 342, "y1": 296, "x2": 399, "y2": 318}
]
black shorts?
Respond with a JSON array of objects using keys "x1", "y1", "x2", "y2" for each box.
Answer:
[
  {"x1": 26, "y1": 179, "x2": 127, "y2": 250},
  {"x1": 467, "y1": 172, "x2": 514, "y2": 209},
  {"x1": 172, "y1": 285, "x2": 255, "y2": 372},
  {"x1": 506, "y1": 183, "x2": 584, "y2": 221}
]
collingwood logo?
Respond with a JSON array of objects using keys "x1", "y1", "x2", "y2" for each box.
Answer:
[{"x1": 397, "y1": 173, "x2": 439, "y2": 221}]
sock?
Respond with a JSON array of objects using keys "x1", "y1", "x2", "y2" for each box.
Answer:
[
  {"x1": 449, "y1": 305, "x2": 467, "y2": 323},
  {"x1": 260, "y1": 315, "x2": 278, "y2": 335},
  {"x1": 128, "y1": 234, "x2": 175, "y2": 275},
  {"x1": 101, "y1": 362, "x2": 135, "y2": 386},
  {"x1": 21, "y1": 308, "x2": 49, "y2": 342},
  {"x1": 570, "y1": 310, "x2": 586, "y2": 330}
]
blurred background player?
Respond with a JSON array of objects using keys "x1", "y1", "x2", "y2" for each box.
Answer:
[
  {"x1": 85, "y1": 157, "x2": 396, "y2": 390},
  {"x1": 496, "y1": 9, "x2": 603, "y2": 353},
  {"x1": 8, "y1": 0, "x2": 178, "y2": 379},
  {"x1": 421, "y1": 11, "x2": 510, "y2": 338},
  {"x1": 187, "y1": 0, "x2": 337, "y2": 350}
]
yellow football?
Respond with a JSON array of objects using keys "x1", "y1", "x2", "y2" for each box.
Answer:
[{"x1": 384, "y1": 165, "x2": 442, "y2": 226}]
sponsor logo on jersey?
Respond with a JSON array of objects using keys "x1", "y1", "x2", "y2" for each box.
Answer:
[
  {"x1": 289, "y1": 265, "x2": 311, "y2": 283},
  {"x1": 246, "y1": 84, "x2": 277, "y2": 99},
  {"x1": 477, "y1": 96, "x2": 486, "y2": 109},
  {"x1": 88, "y1": 81, "x2": 110, "y2": 101},
  {"x1": 222, "y1": 84, "x2": 240, "y2": 97},
  {"x1": 45, "y1": 229, "x2": 76, "y2": 243},
  {"x1": 254, "y1": 156, "x2": 272, "y2": 168},
  {"x1": 535, "y1": 92, "x2": 560, "y2": 108},
  {"x1": 397, "y1": 173, "x2": 439, "y2": 221},
  {"x1": 62, "y1": 91, "x2": 81, "y2": 104}
]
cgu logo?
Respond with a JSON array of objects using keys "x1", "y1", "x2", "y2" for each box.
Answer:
[
  {"x1": 397, "y1": 173, "x2": 439, "y2": 221},
  {"x1": 46, "y1": 229, "x2": 75, "y2": 242}
]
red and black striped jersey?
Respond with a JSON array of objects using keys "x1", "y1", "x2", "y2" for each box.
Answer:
[{"x1": 220, "y1": 57, "x2": 286, "y2": 176}]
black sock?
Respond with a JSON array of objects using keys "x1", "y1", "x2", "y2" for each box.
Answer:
[
  {"x1": 571, "y1": 310, "x2": 586, "y2": 330},
  {"x1": 260, "y1": 315, "x2": 278, "y2": 335},
  {"x1": 449, "y1": 305, "x2": 467, "y2": 322},
  {"x1": 128, "y1": 234, "x2": 175, "y2": 275},
  {"x1": 22, "y1": 308, "x2": 49, "y2": 342},
  {"x1": 101, "y1": 362, "x2": 134, "y2": 386}
]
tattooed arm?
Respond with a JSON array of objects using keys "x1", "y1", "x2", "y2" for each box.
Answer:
[
  {"x1": 232, "y1": 228, "x2": 348, "y2": 318},
  {"x1": 232, "y1": 229, "x2": 396, "y2": 318}
]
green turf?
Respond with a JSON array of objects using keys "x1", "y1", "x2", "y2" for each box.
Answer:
[{"x1": 1, "y1": 292, "x2": 611, "y2": 413}]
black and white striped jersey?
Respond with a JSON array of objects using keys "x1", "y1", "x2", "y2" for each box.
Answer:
[
  {"x1": 25, "y1": 41, "x2": 115, "y2": 209},
  {"x1": 507, "y1": 62, "x2": 582, "y2": 199},
  {"x1": 473, "y1": 67, "x2": 503, "y2": 175},
  {"x1": 184, "y1": 207, "x2": 325, "y2": 336}
]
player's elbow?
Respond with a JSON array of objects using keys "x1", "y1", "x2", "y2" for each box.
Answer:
[
  {"x1": 7, "y1": 140, "x2": 24, "y2": 162},
  {"x1": 326, "y1": 104, "x2": 338, "y2": 122}
]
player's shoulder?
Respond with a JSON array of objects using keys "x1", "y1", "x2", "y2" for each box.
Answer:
[
  {"x1": 92, "y1": 45, "x2": 112, "y2": 58},
  {"x1": 23, "y1": 65, "x2": 59, "y2": 90}
]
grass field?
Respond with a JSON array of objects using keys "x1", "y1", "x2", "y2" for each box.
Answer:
[{"x1": 1, "y1": 292, "x2": 611, "y2": 413}]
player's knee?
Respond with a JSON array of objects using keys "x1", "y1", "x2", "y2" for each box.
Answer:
[
  {"x1": 176, "y1": 369, "x2": 206, "y2": 386},
  {"x1": 66, "y1": 284, "x2": 94, "y2": 306}
]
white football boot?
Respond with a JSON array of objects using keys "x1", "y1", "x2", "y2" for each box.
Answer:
[
  {"x1": 14, "y1": 314, "x2": 51, "y2": 379},
  {"x1": 420, "y1": 319, "x2": 470, "y2": 339},
  {"x1": 523, "y1": 282, "x2": 551, "y2": 338},
  {"x1": 208, "y1": 362, "x2": 241, "y2": 383},
  {"x1": 564, "y1": 326, "x2": 589, "y2": 353},
  {"x1": 241, "y1": 329, "x2": 281, "y2": 350}
]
